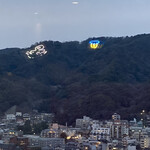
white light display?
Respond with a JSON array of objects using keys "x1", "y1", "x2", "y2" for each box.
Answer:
[{"x1": 26, "y1": 45, "x2": 47, "y2": 59}]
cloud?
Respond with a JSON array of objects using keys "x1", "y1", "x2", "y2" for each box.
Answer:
[{"x1": 72, "y1": 1, "x2": 79, "y2": 5}]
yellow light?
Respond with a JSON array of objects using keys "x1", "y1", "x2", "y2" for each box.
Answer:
[
  {"x1": 89, "y1": 40, "x2": 103, "y2": 50},
  {"x1": 67, "y1": 136, "x2": 71, "y2": 140},
  {"x1": 90, "y1": 43, "x2": 99, "y2": 49},
  {"x1": 97, "y1": 142, "x2": 101, "y2": 145}
]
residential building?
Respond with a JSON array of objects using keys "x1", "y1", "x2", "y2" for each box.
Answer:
[
  {"x1": 6, "y1": 114, "x2": 16, "y2": 121},
  {"x1": 76, "y1": 116, "x2": 91, "y2": 129},
  {"x1": 9, "y1": 136, "x2": 29, "y2": 149},
  {"x1": 112, "y1": 113, "x2": 120, "y2": 121},
  {"x1": 140, "y1": 136, "x2": 150, "y2": 149},
  {"x1": 40, "y1": 129, "x2": 59, "y2": 138},
  {"x1": 23, "y1": 113, "x2": 31, "y2": 121},
  {"x1": 90, "y1": 122, "x2": 110, "y2": 141},
  {"x1": 0, "y1": 143, "x2": 16, "y2": 150},
  {"x1": 38, "y1": 138, "x2": 65, "y2": 149},
  {"x1": 111, "y1": 120, "x2": 129, "y2": 139}
]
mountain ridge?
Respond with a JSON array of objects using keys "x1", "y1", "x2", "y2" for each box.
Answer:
[{"x1": 0, "y1": 34, "x2": 150, "y2": 124}]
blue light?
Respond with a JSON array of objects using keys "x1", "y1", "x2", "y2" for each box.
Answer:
[{"x1": 89, "y1": 40, "x2": 103, "y2": 49}]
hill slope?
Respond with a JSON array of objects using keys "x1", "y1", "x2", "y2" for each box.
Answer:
[{"x1": 1, "y1": 34, "x2": 150, "y2": 124}]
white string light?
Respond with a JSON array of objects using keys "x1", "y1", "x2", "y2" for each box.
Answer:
[{"x1": 26, "y1": 45, "x2": 47, "y2": 59}]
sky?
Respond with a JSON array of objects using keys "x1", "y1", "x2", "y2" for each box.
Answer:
[{"x1": 0, "y1": 0, "x2": 150, "y2": 49}]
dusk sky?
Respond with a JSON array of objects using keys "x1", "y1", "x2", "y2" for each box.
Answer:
[{"x1": 0, "y1": 0, "x2": 150, "y2": 49}]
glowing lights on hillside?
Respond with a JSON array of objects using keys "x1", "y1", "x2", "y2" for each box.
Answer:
[
  {"x1": 89, "y1": 40, "x2": 104, "y2": 49},
  {"x1": 26, "y1": 45, "x2": 47, "y2": 59},
  {"x1": 89, "y1": 40, "x2": 100, "y2": 49}
]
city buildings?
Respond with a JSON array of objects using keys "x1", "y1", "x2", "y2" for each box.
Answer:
[{"x1": 0, "y1": 110, "x2": 149, "y2": 150}]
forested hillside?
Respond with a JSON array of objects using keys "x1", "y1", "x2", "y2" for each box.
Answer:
[{"x1": 1, "y1": 34, "x2": 150, "y2": 124}]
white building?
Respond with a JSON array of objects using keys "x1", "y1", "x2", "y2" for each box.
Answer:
[
  {"x1": 76, "y1": 116, "x2": 91, "y2": 129},
  {"x1": 122, "y1": 137, "x2": 137, "y2": 147},
  {"x1": 105, "y1": 121, "x2": 113, "y2": 128},
  {"x1": 112, "y1": 113, "x2": 120, "y2": 121},
  {"x1": 16, "y1": 112, "x2": 22, "y2": 117},
  {"x1": 111, "y1": 120, "x2": 129, "y2": 139},
  {"x1": 23, "y1": 135, "x2": 40, "y2": 146},
  {"x1": 90, "y1": 122, "x2": 110, "y2": 141},
  {"x1": 140, "y1": 136, "x2": 150, "y2": 149},
  {"x1": 127, "y1": 145, "x2": 136, "y2": 150},
  {"x1": 39, "y1": 138, "x2": 65, "y2": 149},
  {"x1": 6, "y1": 114, "x2": 16, "y2": 120},
  {"x1": 23, "y1": 113, "x2": 30, "y2": 121}
]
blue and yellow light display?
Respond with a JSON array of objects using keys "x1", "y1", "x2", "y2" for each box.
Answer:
[{"x1": 89, "y1": 40, "x2": 103, "y2": 49}]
